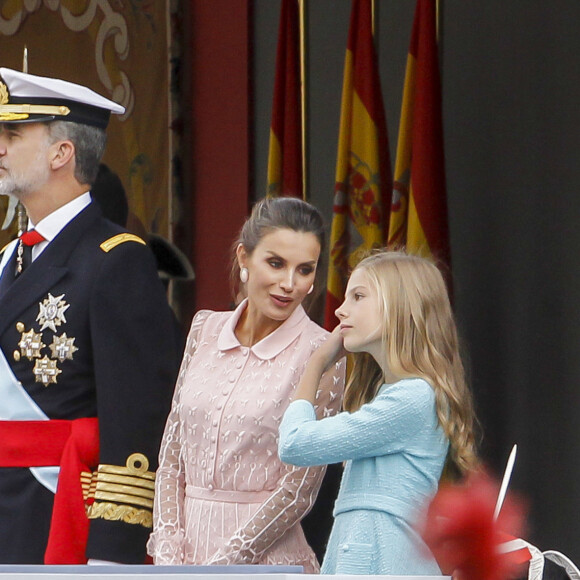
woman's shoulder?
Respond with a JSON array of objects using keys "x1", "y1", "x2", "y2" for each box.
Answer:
[
  {"x1": 192, "y1": 308, "x2": 235, "y2": 323},
  {"x1": 189, "y1": 308, "x2": 234, "y2": 335}
]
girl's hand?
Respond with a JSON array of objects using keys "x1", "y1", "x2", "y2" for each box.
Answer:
[
  {"x1": 293, "y1": 327, "x2": 346, "y2": 405},
  {"x1": 310, "y1": 325, "x2": 347, "y2": 372}
]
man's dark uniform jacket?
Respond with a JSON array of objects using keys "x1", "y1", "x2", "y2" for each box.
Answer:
[{"x1": 0, "y1": 201, "x2": 181, "y2": 564}]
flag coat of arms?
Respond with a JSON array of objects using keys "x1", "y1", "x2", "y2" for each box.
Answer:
[{"x1": 324, "y1": 0, "x2": 391, "y2": 329}]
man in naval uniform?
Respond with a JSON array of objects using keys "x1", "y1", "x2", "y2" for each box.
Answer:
[{"x1": 0, "y1": 68, "x2": 181, "y2": 564}]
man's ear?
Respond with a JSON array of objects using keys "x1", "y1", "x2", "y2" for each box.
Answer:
[{"x1": 50, "y1": 140, "x2": 75, "y2": 170}]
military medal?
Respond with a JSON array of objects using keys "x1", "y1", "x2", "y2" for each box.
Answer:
[
  {"x1": 33, "y1": 356, "x2": 62, "y2": 385},
  {"x1": 37, "y1": 293, "x2": 70, "y2": 332},
  {"x1": 18, "y1": 328, "x2": 45, "y2": 360},
  {"x1": 49, "y1": 333, "x2": 78, "y2": 362}
]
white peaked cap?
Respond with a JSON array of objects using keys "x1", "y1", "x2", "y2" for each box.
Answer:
[{"x1": 0, "y1": 67, "x2": 125, "y2": 128}]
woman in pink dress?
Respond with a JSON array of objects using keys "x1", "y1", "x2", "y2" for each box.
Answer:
[{"x1": 148, "y1": 197, "x2": 346, "y2": 572}]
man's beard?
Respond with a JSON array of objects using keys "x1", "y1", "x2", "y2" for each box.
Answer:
[{"x1": 0, "y1": 152, "x2": 51, "y2": 199}]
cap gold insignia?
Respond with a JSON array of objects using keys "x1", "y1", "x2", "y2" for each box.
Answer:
[
  {"x1": 33, "y1": 355, "x2": 62, "y2": 386},
  {"x1": 0, "y1": 80, "x2": 29, "y2": 121},
  {"x1": 37, "y1": 293, "x2": 70, "y2": 332},
  {"x1": 18, "y1": 328, "x2": 45, "y2": 360},
  {"x1": 0, "y1": 81, "x2": 8, "y2": 105},
  {"x1": 50, "y1": 333, "x2": 78, "y2": 362}
]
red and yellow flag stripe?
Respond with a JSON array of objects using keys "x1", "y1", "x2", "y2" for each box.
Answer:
[
  {"x1": 388, "y1": 0, "x2": 451, "y2": 274},
  {"x1": 267, "y1": 0, "x2": 303, "y2": 198},
  {"x1": 324, "y1": 0, "x2": 391, "y2": 329}
]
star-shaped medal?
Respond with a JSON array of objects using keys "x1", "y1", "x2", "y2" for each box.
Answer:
[
  {"x1": 50, "y1": 333, "x2": 78, "y2": 362},
  {"x1": 33, "y1": 356, "x2": 62, "y2": 386},
  {"x1": 37, "y1": 293, "x2": 70, "y2": 333},
  {"x1": 18, "y1": 328, "x2": 45, "y2": 360}
]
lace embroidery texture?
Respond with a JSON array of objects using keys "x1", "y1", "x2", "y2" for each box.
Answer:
[{"x1": 148, "y1": 309, "x2": 345, "y2": 571}]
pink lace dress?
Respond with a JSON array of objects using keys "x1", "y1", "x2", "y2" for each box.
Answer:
[{"x1": 147, "y1": 301, "x2": 345, "y2": 572}]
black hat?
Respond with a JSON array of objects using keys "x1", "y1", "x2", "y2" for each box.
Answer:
[{"x1": 0, "y1": 68, "x2": 125, "y2": 129}]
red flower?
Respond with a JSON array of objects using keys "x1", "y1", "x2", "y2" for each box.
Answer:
[{"x1": 420, "y1": 470, "x2": 527, "y2": 580}]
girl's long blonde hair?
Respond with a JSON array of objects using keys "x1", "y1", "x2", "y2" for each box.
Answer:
[{"x1": 343, "y1": 250, "x2": 478, "y2": 477}]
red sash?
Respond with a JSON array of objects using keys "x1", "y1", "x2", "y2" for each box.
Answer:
[{"x1": 0, "y1": 418, "x2": 99, "y2": 564}]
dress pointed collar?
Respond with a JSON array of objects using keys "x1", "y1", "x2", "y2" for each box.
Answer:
[{"x1": 217, "y1": 298, "x2": 310, "y2": 360}]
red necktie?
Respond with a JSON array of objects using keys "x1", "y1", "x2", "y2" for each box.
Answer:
[
  {"x1": 17, "y1": 229, "x2": 46, "y2": 274},
  {"x1": 20, "y1": 229, "x2": 46, "y2": 247}
]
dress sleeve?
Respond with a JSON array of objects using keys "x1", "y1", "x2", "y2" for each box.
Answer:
[
  {"x1": 208, "y1": 356, "x2": 346, "y2": 565},
  {"x1": 147, "y1": 310, "x2": 212, "y2": 564},
  {"x1": 279, "y1": 378, "x2": 437, "y2": 466}
]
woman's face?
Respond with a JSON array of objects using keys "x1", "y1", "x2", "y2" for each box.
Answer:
[
  {"x1": 335, "y1": 267, "x2": 383, "y2": 359},
  {"x1": 238, "y1": 228, "x2": 320, "y2": 324}
]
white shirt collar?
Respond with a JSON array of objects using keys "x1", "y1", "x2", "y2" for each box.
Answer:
[
  {"x1": 29, "y1": 192, "x2": 91, "y2": 260},
  {"x1": 31, "y1": 191, "x2": 92, "y2": 242}
]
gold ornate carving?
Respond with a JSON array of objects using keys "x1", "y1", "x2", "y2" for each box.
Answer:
[
  {"x1": 87, "y1": 501, "x2": 152, "y2": 528},
  {"x1": 0, "y1": 2, "x2": 133, "y2": 118}
]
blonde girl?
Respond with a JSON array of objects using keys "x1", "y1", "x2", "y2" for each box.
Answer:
[{"x1": 279, "y1": 250, "x2": 478, "y2": 575}]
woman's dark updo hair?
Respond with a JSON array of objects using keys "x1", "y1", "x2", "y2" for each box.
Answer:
[{"x1": 231, "y1": 197, "x2": 326, "y2": 298}]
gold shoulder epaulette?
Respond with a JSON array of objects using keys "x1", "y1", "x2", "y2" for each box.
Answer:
[{"x1": 100, "y1": 233, "x2": 146, "y2": 253}]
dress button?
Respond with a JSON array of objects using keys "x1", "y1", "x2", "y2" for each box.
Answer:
[
  {"x1": 236, "y1": 361, "x2": 242, "y2": 369},
  {"x1": 229, "y1": 376, "x2": 236, "y2": 383},
  {"x1": 13, "y1": 350, "x2": 20, "y2": 362},
  {"x1": 342, "y1": 544, "x2": 349, "y2": 551},
  {"x1": 211, "y1": 436, "x2": 216, "y2": 443},
  {"x1": 241, "y1": 347, "x2": 248, "y2": 355},
  {"x1": 208, "y1": 484, "x2": 214, "y2": 491},
  {"x1": 213, "y1": 420, "x2": 218, "y2": 427},
  {"x1": 217, "y1": 405, "x2": 223, "y2": 410}
]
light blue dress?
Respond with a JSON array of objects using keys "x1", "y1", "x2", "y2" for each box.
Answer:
[{"x1": 279, "y1": 378, "x2": 448, "y2": 575}]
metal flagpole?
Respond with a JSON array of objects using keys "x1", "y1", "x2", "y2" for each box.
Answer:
[
  {"x1": 299, "y1": 0, "x2": 307, "y2": 200},
  {"x1": 17, "y1": 47, "x2": 28, "y2": 239},
  {"x1": 436, "y1": 0, "x2": 441, "y2": 44}
]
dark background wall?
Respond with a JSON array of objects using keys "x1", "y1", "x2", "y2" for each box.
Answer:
[{"x1": 252, "y1": 0, "x2": 580, "y2": 561}]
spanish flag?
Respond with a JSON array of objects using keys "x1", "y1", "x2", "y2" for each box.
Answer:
[
  {"x1": 267, "y1": 0, "x2": 303, "y2": 198},
  {"x1": 388, "y1": 0, "x2": 451, "y2": 275},
  {"x1": 324, "y1": 0, "x2": 391, "y2": 329}
]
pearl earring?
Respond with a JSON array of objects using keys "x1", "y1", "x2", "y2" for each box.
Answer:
[
  {"x1": 240, "y1": 267, "x2": 249, "y2": 284},
  {"x1": 307, "y1": 284, "x2": 314, "y2": 295}
]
